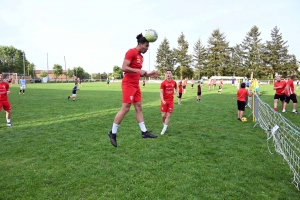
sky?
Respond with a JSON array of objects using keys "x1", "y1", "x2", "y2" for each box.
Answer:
[{"x1": 0, "y1": 0, "x2": 299, "y2": 74}]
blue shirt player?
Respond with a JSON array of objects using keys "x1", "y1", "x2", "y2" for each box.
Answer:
[
  {"x1": 19, "y1": 76, "x2": 27, "y2": 94},
  {"x1": 68, "y1": 82, "x2": 80, "y2": 101}
]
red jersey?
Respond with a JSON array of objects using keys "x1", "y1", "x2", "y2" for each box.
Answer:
[
  {"x1": 0, "y1": 81, "x2": 9, "y2": 101},
  {"x1": 286, "y1": 79, "x2": 295, "y2": 94},
  {"x1": 274, "y1": 81, "x2": 286, "y2": 95},
  {"x1": 178, "y1": 85, "x2": 183, "y2": 93},
  {"x1": 160, "y1": 80, "x2": 177, "y2": 101},
  {"x1": 123, "y1": 48, "x2": 143, "y2": 84},
  {"x1": 237, "y1": 88, "x2": 250, "y2": 102}
]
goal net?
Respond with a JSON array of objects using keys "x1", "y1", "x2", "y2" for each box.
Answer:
[
  {"x1": 248, "y1": 94, "x2": 300, "y2": 190},
  {"x1": 2, "y1": 73, "x2": 18, "y2": 84}
]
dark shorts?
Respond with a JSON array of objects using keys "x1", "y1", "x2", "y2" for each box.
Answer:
[
  {"x1": 183, "y1": 86, "x2": 186, "y2": 89},
  {"x1": 237, "y1": 100, "x2": 246, "y2": 111},
  {"x1": 143, "y1": 84, "x2": 145, "y2": 86},
  {"x1": 274, "y1": 94, "x2": 285, "y2": 101},
  {"x1": 178, "y1": 93, "x2": 182, "y2": 98},
  {"x1": 219, "y1": 86, "x2": 222, "y2": 89},
  {"x1": 191, "y1": 84, "x2": 194, "y2": 88},
  {"x1": 285, "y1": 94, "x2": 297, "y2": 104},
  {"x1": 197, "y1": 92, "x2": 201, "y2": 96}
]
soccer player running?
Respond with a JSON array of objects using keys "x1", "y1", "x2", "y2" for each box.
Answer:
[
  {"x1": 0, "y1": 74, "x2": 13, "y2": 126},
  {"x1": 160, "y1": 69, "x2": 178, "y2": 135},
  {"x1": 19, "y1": 76, "x2": 27, "y2": 94},
  {"x1": 273, "y1": 76, "x2": 286, "y2": 111},
  {"x1": 191, "y1": 78, "x2": 194, "y2": 89},
  {"x1": 68, "y1": 82, "x2": 80, "y2": 101},
  {"x1": 108, "y1": 33, "x2": 159, "y2": 147},
  {"x1": 196, "y1": 81, "x2": 202, "y2": 102},
  {"x1": 177, "y1": 81, "x2": 183, "y2": 105},
  {"x1": 237, "y1": 82, "x2": 252, "y2": 121},
  {"x1": 282, "y1": 75, "x2": 297, "y2": 113}
]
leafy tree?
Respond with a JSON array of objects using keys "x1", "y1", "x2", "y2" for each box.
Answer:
[
  {"x1": 73, "y1": 66, "x2": 85, "y2": 79},
  {"x1": 66, "y1": 68, "x2": 73, "y2": 79},
  {"x1": 113, "y1": 65, "x2": 123, "y2": 79},
  {"x1": 100, "y1": 72, "x2": 107, "y2": 80},
  {"x1": 0, "y1": 46, "x2": 29, "y2": 74},
  {"x1": 263, "y1": 26, "x2": 291, "y2": 79},
  {"x1": 27, "y1": 63, "x2": 36, "y2": 77},
  {"x1": 82, "y1": 72, "x2": 90, "y2": 79},
  {"x1": 241, "y1": 26, "x2": 264, "y2": 77},
  {"x1": 39, "y1": 71, "x2": 48, "y2": 78},
  {"x1": 192, "y1": 39, "x2": 207, "y2": 79},
  {"x1": 155, "y1": 38, "x2": 175, "y2": 75},
  {"x1": 174, "y1": 33, "x2": 193, "y2": 78},
  {"x1": 52, "y1": 64, "x2": 63, "y2": 81},
  {"x1": 206, "y1": 29, "x2": 230, "y2": 76}
]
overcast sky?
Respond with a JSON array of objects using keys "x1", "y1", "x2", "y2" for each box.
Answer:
[{"x1": 0, "y1": 0, "x2": 299, "y2": 74}]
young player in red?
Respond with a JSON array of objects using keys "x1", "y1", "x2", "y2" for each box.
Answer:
[
  {"x1": 237, "y1": 82, "x2": 252, "y2": 121},
  {"x1": 217, "y1": 79, "x2": 223, "y2": 94},
  {"x1": 107, "y1": 33, "x2": 158, "y2": 147},
  {"x1": 273, "y1": 76, "x2": 286, "y2": 111},
  {"x1": 177, "y1": 81, "x2": 183, "y2": 105},
  {"x1": 0, "y1": 74, "x2": 13, "y2": 126},
  {"x1": 282, "y1": 75, "x2": 297, "y2": 113},
  {"x1": 160, "y1": 69, "x2": 178, "y2": 135}
]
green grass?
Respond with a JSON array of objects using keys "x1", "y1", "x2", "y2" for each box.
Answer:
[{"x1": 0, "y1": 82, "x2": 299, "y2": 199}]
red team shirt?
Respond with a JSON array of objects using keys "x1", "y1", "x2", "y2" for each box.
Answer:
[
  {"x1": 0, "y1": 81, "x2": 11, "y2": 111},
  {"x1": 178, "y1": 85, "x2": 183, "y2": 93},
  {"x1": 160, "y1": 80, "x2": 177, "y2": 113},
  {"x1": 122, "y1": 48, "x2": 144, "y2": 103},
  {"x1": 237, "y1": 88, "x2": 250, "y2": 102},
  {"x1": 123, "y1": 48, "x2": 143, "y2": 85},
  {"x1": 286, "y1": 79, "x2": 295, "y2": 95},
  {"x1": 274, "y1": 81, "x2": 286, "y2": 95}
]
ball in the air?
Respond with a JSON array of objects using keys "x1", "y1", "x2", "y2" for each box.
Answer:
[
  {"x1": 145, "y1": 29, "x2": 158, "y2": 42},
  {"x1": 241, "y1": 117, "x2": 247, "y2": 122}
]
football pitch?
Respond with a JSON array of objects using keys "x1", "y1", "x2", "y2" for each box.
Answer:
[{"x1": 0, "y1": 82, "x2": 299, "y2": 199}]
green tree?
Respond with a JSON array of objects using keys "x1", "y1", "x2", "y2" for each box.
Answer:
[
  {"x1": 174, "y1": 33, "x2": 193, "y2": 78},
  {"x1": 263, "y1": 26, "x2": 291, "y2": 78},
  {"x1": 192, "y1": 39, "x2": 207, "y2": 79},
  {"x1": 206, "y1": 29, "x2": 230, "y2": 77},
  {"x1": 241, "y1": 26, "x2": 264, "y2": 78},
  {"x1": 52, "y1": 64, "x2": 63, "y2": 81},
  {"x1": 66, "y1": 68, "x2": 73, "y2": 79},
  {"x1": 27, "y1": 63, "x2": 36, "y2": 77},
  {"x1": 39, "y1": 71, "x2": 48, "y2": 78},
  {"x1": 73, "y1": 66, "x2": 85, "y2": 79},
  {"x1": 0, "y1": 46, "x2": 28, "y2": 74},
  {"x1": 155, "y1": 38, "x2": 175, "y2": 75},
  {"x1": 113, "y1": 65, "x2": 123, "y2": 79}
]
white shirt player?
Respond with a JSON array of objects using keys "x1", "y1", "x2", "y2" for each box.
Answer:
[{"x1": 20, "y1": 79, "x2": 26, "y2": 90}]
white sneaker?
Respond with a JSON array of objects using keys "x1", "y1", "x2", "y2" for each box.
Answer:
[
  {"x1": 282, "y1": 110, "x2": 286, "y2": 113},
  {"x1": 161, "y1": 129, "x2": 166, "y2": 135}
]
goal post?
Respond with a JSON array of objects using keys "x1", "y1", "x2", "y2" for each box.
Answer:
[{"x1": 2, "y1": 73, "x2": 18, "y2": 84}]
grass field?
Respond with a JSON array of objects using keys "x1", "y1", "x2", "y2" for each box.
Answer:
[{"x1": 0, "y1": 82, "x2": 299, "y2": 199}]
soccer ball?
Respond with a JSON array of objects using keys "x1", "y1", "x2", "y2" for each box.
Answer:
[
  {"x1": 241, "y1": 117, "x2": 247, "y2": 122},
  {"x1": 145, "y1": 29, "x2": 158, "y2": 42}
]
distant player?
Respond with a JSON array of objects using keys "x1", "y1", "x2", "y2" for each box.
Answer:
[
  {"x1": 177, "y1": 81, "x2": 183, "y2": 105},
  {"x1": 19, "y1": 76, "x2": 27, "y2": 94},
  {"x1": 160, "y1": 69, "x2": 178, "y2": 135},
  {"x1": 182, "y1": 78, "x2": 187, "y2": 94},
  {"x1": 273, "y1": 76, "x2": 286, "y2": 111},
  {"x1": 246, "y1": 79, "x2": 250, "y2": 88},
  {"x1": 106, "y1": 78, "x2": 110, "y2": 86},
  {"x1": 213, "y1": 78, "x2": 217, "y2": 89},
  {"x1": 68, "y1": 82, "x2": 80, "y2": 101},
  {"x1": 196, "y1": 81, "x2": 202, "y2": 102},
  {"x1": 282, "y1": 75, "x2": 297, "y2": 113},
  {"x1": 217, "y1": 79, "x2": 223, "y2": 94},
  {"x1": 232, "y1": 77, "x2": 235, "y2": 86},
  {"x1": 191, "y1": 78, "x2": 194, "y2": 89},
  {"x1": 142, "y1": 79, "x2": 145, "y2": 89},
  {"x1": 0, "y1": 74, "x2": 13, "y2": 126},
  {"x1": 208, "y1": 78, "x2": 212, "y2": 91},
  {"x1": 77, "y1": 78, "x2": 82, "y2": 87},
  {"x1": 237, "y1": 82, "x2": 252, "y2": 121}
]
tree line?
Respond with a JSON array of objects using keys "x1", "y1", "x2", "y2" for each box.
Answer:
[{"x1": 155, "y1": 26, "x2": 299, "y2": 79}]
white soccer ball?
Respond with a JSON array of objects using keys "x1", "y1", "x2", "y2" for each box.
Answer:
[{"x1": 145, "y1": 29, "x2": 158, "y2": 42}]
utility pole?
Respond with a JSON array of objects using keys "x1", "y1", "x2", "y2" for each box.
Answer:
[
  {"x1": 64, "y1": 56, "x2": 67, "y2": 81},
  {"x1": 22, "y1": 52, "x2": 25, "y2": 77}
]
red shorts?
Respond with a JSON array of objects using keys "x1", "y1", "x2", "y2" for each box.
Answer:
[
  {"x1": 161, "y1": 101, "x2": 174, "y2": 113},
  {"x1": 122, "y1": 83, "x2": 141, "y2": 103},
  {"x1": 0, "y1": 101, "x2": 11, "y2": 111}
]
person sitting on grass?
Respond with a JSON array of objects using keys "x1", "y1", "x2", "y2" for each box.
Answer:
[{"x1": 237, "y1": 82, "x2": 252, "y2": 121}]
